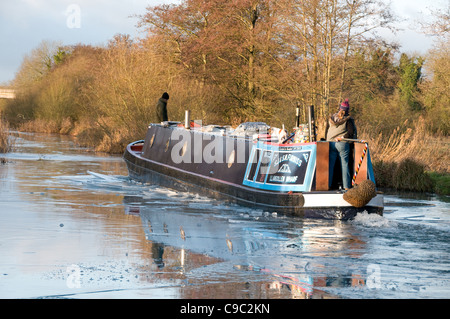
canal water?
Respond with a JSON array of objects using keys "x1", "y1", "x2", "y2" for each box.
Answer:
[{"x1": 0, "y1": 132, "x2": 449, "y2": 299}]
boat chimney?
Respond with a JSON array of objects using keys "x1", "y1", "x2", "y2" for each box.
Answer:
[
  {"x1": 295, "y1": 102, "x2": 300, "y2": 128},
  {"x1": 184, "y1": 110, "x2": 190, "y2": 129},
  {"x1": 308, "y1": 105, "x2": 316, "y2": 142}
]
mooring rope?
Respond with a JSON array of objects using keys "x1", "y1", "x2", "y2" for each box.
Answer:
[{"x1": 352, "y1": 141, "x2": 368, "y2": 186}]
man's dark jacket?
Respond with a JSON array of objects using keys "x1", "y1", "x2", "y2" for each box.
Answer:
[{"x1": 156, "y1": 98, "x2": 168, "y2": 122}]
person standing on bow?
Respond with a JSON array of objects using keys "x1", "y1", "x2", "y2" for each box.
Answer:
[
  {"x1": 156, "y1": 92, "x2": 169, "y2": 123},
  {"x1": 325, "y1": 99, "x2": 357, "y2": 190}
]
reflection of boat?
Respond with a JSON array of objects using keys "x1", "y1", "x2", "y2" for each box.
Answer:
[
  {"x1": 123, "y1": 196, "x2": 367, "y2": 299},
  {"x1": 123, "y1": 119, "x2": 383, "y2": 220},
  {"x1": 124, "y1": 195, "x2": 320, "y2": 297},
  {"x1": 124, "y1": 196, "x2": 286, "y2": 261}
]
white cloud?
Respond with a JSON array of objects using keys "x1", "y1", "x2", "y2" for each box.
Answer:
[{"x1": 379, "y1": 0, "x2": 447, "y2": 54}]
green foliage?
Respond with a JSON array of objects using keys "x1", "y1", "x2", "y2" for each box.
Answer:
[
  {"x1": 420, "y1": 42, "x2": 450, "y2": 135},
  {"x1": 53, "y1": 47, "x2": 70, "y2": 66},
  {"x1": 427, "y1": 172, "x2": 450, "y2": 196},
  {"x1": 349, "y1": 47, "x2": 398, "y2": 104},
  {"x1": 398, "y1": 53, "x2": 424, "y2": 112}
]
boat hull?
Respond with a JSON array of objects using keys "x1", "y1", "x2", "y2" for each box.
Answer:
[{"x1": 123, "y1": 129, "x2": 383, "y2": 220}]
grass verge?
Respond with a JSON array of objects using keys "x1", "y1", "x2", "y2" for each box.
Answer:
[{"x1": 427, "y1": 172, "x2": 450, "y2": 196}]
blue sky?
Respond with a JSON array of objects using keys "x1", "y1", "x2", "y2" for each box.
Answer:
[{"x1": 0, "y1": 0, "x2": 446, "y2": 84}]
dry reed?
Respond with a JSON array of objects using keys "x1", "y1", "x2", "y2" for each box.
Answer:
[
  {"x1": 361, "y1": 116, "x2": 449, "y2": 173},
  {"x1": 359, "y1": 116, "x2": 449, "y2": 193},
  {"x1": 0, "y1": 118, "x2": 13, "y2": 153}
]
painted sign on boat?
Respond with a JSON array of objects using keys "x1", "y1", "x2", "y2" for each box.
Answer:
[{"x1": 243, "y1": 142, "x2": 316, "y2": 192}]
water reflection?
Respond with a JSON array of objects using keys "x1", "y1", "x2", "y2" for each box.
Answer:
[{"x1": 123, "y1": 195, "x2": 376, "y2": 299}]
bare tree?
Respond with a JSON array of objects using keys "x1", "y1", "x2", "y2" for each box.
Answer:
[
  {"x1": 418, "y1": 2, "x2": 450, "y2": 37},
  {"x1": 277, "y1": 0, "x2": 396, "y2": 118},
  {"x1": 14, "y1": 40, "x2": 62, "y2": 90}
]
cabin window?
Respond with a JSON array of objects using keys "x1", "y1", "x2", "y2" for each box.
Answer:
[
  {"x1": 181, "y1": 141, "x2": 188, "y2": 157},
  {"x1": 227, "y1": 149, "x2": 235, "y2": 168},
  {"x1": 149, "y1": 134, "x2": 155, "y2": 148},
  {"x1": 165, "y1": 138, "x2": 170, "y2": 152},
  {"x1": 247, "y1": 149, "x2": 261, "y2": 181},
  {"x1": 255, "y1": 150, "x2": 272, "y2": 183}
]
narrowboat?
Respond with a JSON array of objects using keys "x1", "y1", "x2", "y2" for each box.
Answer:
[{"x1": 123, "y1": 111, "x2": 383, "y2": 220}]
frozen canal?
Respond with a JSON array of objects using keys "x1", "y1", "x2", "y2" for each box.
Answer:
[{"x1": 0, "y1": 132, "x2": 449, "y2": 299}]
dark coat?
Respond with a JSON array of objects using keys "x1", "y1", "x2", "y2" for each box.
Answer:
[{"x1": 156, "y1": 98, "x2": 168, "y2": 122}]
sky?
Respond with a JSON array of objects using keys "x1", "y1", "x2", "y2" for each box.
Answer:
[{"x1": 0, "y1": 0, "x2": 447, "y2": 84}]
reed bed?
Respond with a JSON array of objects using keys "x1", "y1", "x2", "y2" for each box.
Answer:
[
  {"x1": 362, "y1": 117, "x2": 449, "y2": 173},
  {"x1": 0, "y1": 117, "x2": 13, "y2": 153},
  {"x1": 360, "y1": 117, "x2": 449, "y2": 193}
]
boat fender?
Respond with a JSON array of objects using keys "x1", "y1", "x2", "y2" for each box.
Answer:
[{"x1": 343, "y1": 179, "x2": 377, "y2": 208}]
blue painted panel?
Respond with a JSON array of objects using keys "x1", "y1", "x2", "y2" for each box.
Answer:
[{"x1": 243, "y1": 142, "x2": 316, "y2": 192}]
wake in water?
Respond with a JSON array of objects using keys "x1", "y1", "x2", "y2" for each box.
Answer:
[
  {"x1": 55, "y1": 170, "x2": 149, "y2": 194},
  {"x1": 352, "y1": 211, "x2": 395, "y2": 228}
]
